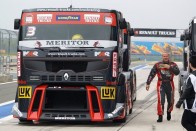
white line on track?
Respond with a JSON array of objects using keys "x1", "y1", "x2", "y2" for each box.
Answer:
[
  {"x1": 136, "y1": 65, "x2": 149, "y2": 71},
  {"x1": 0, "y1": 100, "x2": 14, "y2": 107},
  {"x1": 0, "y1": 81, "x2": 17, "y2": 85},
  {"x1": 0, "y1": 115, "x2": 13, "y2": 123}
]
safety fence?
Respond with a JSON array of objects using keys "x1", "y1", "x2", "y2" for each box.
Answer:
[{"x1": 0, "y1": 29, "x2": 17, "y2": 82}]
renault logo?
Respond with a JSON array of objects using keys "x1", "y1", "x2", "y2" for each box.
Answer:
[{"x1": 64, "y1": 73, "x2": 69, "y2": 80}]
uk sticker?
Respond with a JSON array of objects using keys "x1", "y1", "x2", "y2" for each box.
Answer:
[
  {"x1": 101, "y1": 87, "x2": 115, "y2": 99},
  {"x1": 18, "y1": 86, "x2": 32, "y2": 98}
]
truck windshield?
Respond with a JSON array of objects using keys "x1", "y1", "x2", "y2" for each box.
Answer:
[{"x1": 20, "y1": 24, "x2": 117, "y2": 41}]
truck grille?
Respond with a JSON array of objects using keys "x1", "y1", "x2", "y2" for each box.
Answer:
[
  {"x1": 40, "y1": 75, "x2": 103, "y2": 82},
  {"x1": 24, "y1": 60, "x2": 109, "y2": 73}
]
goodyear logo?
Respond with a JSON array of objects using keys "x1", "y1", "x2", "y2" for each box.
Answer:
[
  {"x1": 101, "y1": 87, "x2": 115, "y2": 99},
  {"x1": 18, "y1": 86, "x2": 32, "y2": 98},
  {"x1": 56, "y1": 15, "x2": 80, "y2": 21}
]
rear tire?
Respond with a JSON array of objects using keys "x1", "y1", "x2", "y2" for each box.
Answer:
[
  {"x1": 133, "y1": 72, "x2": 137, "y2": 101},
  {"x1": 129, "y1": 106, "x2": 133, "y2": 114},
  {"x1": 129, "y1": 98, "x2": 133, "y2": 114}
]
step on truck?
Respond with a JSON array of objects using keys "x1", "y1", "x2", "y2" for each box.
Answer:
[
  {"x1": 12, "y1": 8, "x2": 136, "y2": 123},
  {"x1": 179, "y1": 17, "x2": 196, "y2": 96}
]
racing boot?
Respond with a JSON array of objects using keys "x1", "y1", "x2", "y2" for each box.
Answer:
[
  {"x1": 167, "y1": 112, "x2": 171, "y2": 121},
  {"x1": 157, "y1": 115, "x2": 163, "y2": 122}
]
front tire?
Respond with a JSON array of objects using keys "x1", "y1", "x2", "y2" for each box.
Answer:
[{"x1": 19, "y1": 118, "x2": 32, "y2": 124}]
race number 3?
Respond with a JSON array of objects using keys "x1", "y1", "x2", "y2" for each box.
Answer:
[
  {"x1": 101, "y1": 87, "x2": 115, "y2": 99},
  {"x1": 26, "y1": 26, "x2": 36, "y2": 37},
  {"x1": 18, "y1": 86, "x2": 32, "y2": 98}
]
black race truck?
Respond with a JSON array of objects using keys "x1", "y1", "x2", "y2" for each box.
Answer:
[{"x1": 12, "y1": 8, "x2": 136, "y2": 123}]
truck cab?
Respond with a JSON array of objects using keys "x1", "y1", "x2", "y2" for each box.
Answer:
[
  {"x1": 12, "y1": 8, "x2": 136, "y2": 123},
  {"x1": 178, "y1": 17, "x2": 196, "y2": 96}
]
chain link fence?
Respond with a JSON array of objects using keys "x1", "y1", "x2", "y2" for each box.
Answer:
[{"x1": 0, "y1": 29, "x2": 17, "y2": 82}]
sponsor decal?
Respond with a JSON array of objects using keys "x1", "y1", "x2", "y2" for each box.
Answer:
[
  {"x1": 112, "y1": 52, "x2": 117, "y2": 77},
  {"x1": 25, "y1": 15, "x2": 33, "y2": 24},
  {"x1": 26, "y1": 26, "x2": 36, "y2": 37},
  {"x1": 84, "y1": 14, "x2": 100, "y2": 23},
  {"x1": 19, "y1": 40, "x2": 117, "y2": 49},
  {"x1": 36, "y1": 8, "x2": 101, "y2": 12},
  {"x1": 104, "y1": 16, "x2": 112, "y2": 24},
  {"x1": 18, "y1": 86, "x2": 32, "y2": 98},
  {"x1": 93, "y1": 41, "x2": 101, "y2": 47},
  {"x1": 35, "y1": 41, "x2": 42, "y2": 48},
  {"x1": 17, "y1": 52, "x2": 21, "y2": 77},
  {"x1": 55, "y1": 117, "x2": 76, "y2": 120},
  {"x1": 22, "y1": 12, "x2": 117, "y2": 26},
  {"x1": 18, "y1": 80, "x2": 27, "y2": 85},
  {"x1": 56, "y1": 15, "x2": 80, "y2": 21},
  {"x1": 94, "y1": 52, "x2": 110, "y2": 57},
  {"x1": 37, "y1": 14, "x2": 52, "y2": 22},
  {"x1": 101, "y1": 87, "x2": 115, "y2": 99},
  {"x1": 48, "y1": 52, "x2": 85, "y2": 56},
  {"x1": 160, "y1": 70, "x2": 171, "y2": 77},
  {"x1": 134, "y1": 28, "x2": 176, "y2": 37},
  {"x1": 64, "y1": 73, "x2": 69, "y2": 80},
  {"x1": 46, "y1": 40, "x2": 89, "y2": 46},
  {"x1": 106, "y1": 80, "x2": 117, "y2": 85},
  {"x1": 23, "y1": 51, "x2": 38, "y2": 57},
  {"x1": 119, "y1": 36, "x2": 122, "y2": 44}
]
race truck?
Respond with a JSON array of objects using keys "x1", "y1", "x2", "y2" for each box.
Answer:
[
  {"x1": 12, "y1": 8, "x2": 136, "y2": 123},
  {"x1": 178, "y1": 17, "x2": 196, "y2": 96}
]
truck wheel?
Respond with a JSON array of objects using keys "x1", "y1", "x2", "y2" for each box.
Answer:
[
  {"x1": 113, "y1": 94, "x2": 127, "y2": 123},
  {"x1": 129, "y1": 99, "x2": 133, "y2": 114},
  {"x1": 113, "y1": 107, "x2": 127, "y2": 123},
  {"x1": 133, "y1": 72, "x2": 137, "y2": 101},
  {"x1": 19, "y1": 118, "x2": 32, "y2": 124}
]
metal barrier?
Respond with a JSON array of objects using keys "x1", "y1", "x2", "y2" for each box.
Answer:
[{"x1": 0, "y1": 29, "x2": 17, "y2": 82}]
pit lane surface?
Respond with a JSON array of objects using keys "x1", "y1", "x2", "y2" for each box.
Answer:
[{"x1": 0, "y1": 62, "x2": 185, "y2": 131}]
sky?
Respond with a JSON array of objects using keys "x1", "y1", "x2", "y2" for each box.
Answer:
[{"x1": 0, "y1": 0, "x2": 195, "y2": 40}]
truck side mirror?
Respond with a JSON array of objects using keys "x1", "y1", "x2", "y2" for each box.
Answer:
[
  {"x1": 180, "y1": 34, "x2": 185, "y2": 41},
  {"x1": 119, "y1": 18, "x2": 127, "y2": 29},
  {"x1": 14, "y1": 19, "x2": 21, "y2": 30},
  {"x1": 185, "y1": 31, "x2": 191, "y2": 40},
  {"x1": 129, "y1": 28, "x2": 134, "y2": 36}
]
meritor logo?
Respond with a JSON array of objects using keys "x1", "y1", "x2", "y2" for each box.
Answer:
[{"x1": 46, "y1": 40, "x2": 89, "y2": 46}]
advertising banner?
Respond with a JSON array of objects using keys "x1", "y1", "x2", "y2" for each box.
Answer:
[
  {"x1": 134, "y1": 28, "x2": 176, "y2": 37},
  {"x1": 131, "y1": 41, "x2": 183, "y2": 55}
]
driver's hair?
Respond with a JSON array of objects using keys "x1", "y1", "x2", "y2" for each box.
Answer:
[
  {"x1": 161, "y1": 51, "x2": 170, "y2": 56},
  {"x1": 190, "y1": 56, "x2": 196, "y2": 68}
]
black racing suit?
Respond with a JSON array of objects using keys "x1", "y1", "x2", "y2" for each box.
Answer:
[
  {"x1": 176, "y1": 70, "x2": 196, "y2": 131},
  {"x1": 146, "y1": 61, "x2": 180, "y2": 115}
]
